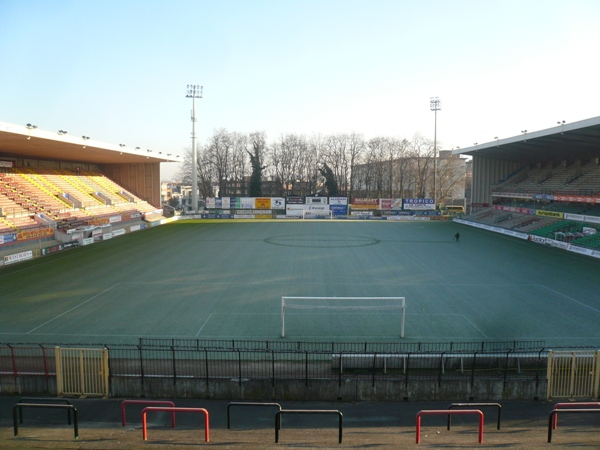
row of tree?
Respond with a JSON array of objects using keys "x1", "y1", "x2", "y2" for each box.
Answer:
[{"x1": 176, "y1": 129, "x2": 465, "y2": 199}]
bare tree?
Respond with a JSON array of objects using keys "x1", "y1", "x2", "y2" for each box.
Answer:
[
  {"x1": 408, "y1": 133, "x2": 434, "y2": 198},
  {"x1": 269, "y1": 134, "x2": 304, "y2": 196},
  {"x1": 206, "y1": 128, "x2": 233, "y2": 196}
]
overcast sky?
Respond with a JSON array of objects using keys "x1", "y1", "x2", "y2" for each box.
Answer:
[{"x1": 1, "y1": 0, "x2": 599, "y2": 181}]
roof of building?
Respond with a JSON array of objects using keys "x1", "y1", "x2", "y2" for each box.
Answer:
[
  {"x1": 0, "y1": 121, "x2": 183, "y2": 165},
  {"x1": 452, "y1": 116, "x2": 600, "y2": 163}
]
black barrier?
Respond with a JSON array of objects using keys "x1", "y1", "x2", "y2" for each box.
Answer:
[
  {"x1": 548, "y1": 408, "x2": 600, "y2": 443},
  {"x1": 275, "y1": 410, "x2": 343, "y2": 444},
  {"x1": 448, "y1": 402, "x2": 502, "y2": 430},
  {"x1": 18, "y1": 397, "x2": 72, "y2": 424},
  {"x1": 227, "y1": 402, "x2": 281, "y2": 429},
  {"x1": 13, "y1": 403, "x2": 79, "y2": 439}
]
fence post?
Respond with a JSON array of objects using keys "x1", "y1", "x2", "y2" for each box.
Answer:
[
  {"x1": 238, "y1": 350, "x2": 242, "y2": 387},
  {"x1": 272, "y1": 350, "x2": 276, "y2": 388},
  {"x1": 138, "y1": 345, "x2": 145, "y2": 392},
  {"x1": 171, "y1": 346, "x2": 177, "y2": 386}
]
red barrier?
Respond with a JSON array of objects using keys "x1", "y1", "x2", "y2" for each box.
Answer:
[
  {"x1": 142, "y1": 407, "x2": 209, "y2": 442},
  {"x1": 416, "y1": 409, "x2": 484, "y2": 444},
  {"x1": 121, "y1": 400, "x2": 175, "y2": 427},
  {"x1": 552, "y1": 402, "x2": 600, "y2": 429}
]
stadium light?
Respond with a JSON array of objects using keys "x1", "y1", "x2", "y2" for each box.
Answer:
[
  {"x1": 521, "y1": 130, "x2": 527, "y2": 142},
  {"x1": 557, "y1": 120, "x2": 565, "y2": 134},
  {"x1": 430, "y1": 97, "x2": 441, "y2": 206},
  {"x1": 26, "y1": 123, "x2": 37, "y2": 140},
  {"x1": 187, "y1": 84, "x2": 203, "y2": 214},
  {"x1": 58, "y1": 130, "x2": 67, "y2": 135},
  {"x1": 82, "y1": 136, "x2": 90, "y2": 148}
]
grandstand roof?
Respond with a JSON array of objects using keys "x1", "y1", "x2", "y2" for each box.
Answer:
[
  {"x1": 453, "y1": 115, "x2": 600, "y2": 163},
  {"x1": 0, "y1": 121, "x2": 182, "y2": 165}
]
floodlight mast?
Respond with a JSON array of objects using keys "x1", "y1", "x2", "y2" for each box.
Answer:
[
  {"x1": 430, "y1": 97, "x2": 441, "y2": 206},
  {"x1": 186, "y1": 84, "x2": 203, "y2": 213}
]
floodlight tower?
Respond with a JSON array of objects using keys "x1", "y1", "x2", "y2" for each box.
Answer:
[
  {"x1": 430, "y1": 97, "x2": 441, "y2": 206},
  {"x1": 186, "y1": 84, "x2": 203, "y2": 213}
]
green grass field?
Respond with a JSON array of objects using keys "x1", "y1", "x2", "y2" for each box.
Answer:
[{"x1": 1, "y1": 220, "x2": 599, "y2": 347}]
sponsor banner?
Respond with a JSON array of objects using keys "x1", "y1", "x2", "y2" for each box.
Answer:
[
  {"x1": 380, "y1": 198, "x2": 393, "y2": 210},
  {"x1": 109, "y1": 215, "x2": 122, "y2": 223},
  {"x1": 0, "y1": 160, "x2": 14, "y2": 168},
  {"x1": 286, "y1": 196, "x2": 304, "y2": 204},
  {"x1": 240, "y1": 197, "x2": 255, "y2": 209},
  {"x1": 536, "y1": 210, "x2": 564, "y2": 219},
  {"x1": 255, "y1": 198, "x2": 271, "y2": 209},
  {"x1": 453, "y1": 218, "x2": 528, "y2": 240},
  {"x1": 554, "y1": 194, "x2": 600, "y2": 203},
  {"x1": 17, "y1": 227, "x2": 54, "y2": 241},
  {"x1": 492, "y1": 192, "x2": 533, "y2": 199},
  {"x1": 569, "y1": 246, "x2": 594, "y2": 256},
  {"x1": 493, "y1": 205, "x2": 535, "y2": 215},
  {"x1": 391, "y1": 198, "x2": 403, "y2": 210},
  {"x1": 88, "y1": 217, "x2": 111, "y2": 226},
  {"x1": 306, "y1": 197, "x2": 328, "y2": 204},
  {"x1": 286, "y1": 205, "x2": 304, "y2": 217},
  {"x1": 565, "y1": 213, "x2": 600, "y2": 225},
  {"x1": 221, "y1": 197, "x2": 231, "y2": 209},
  {"x1": 112, "y1": 228, "x2": 125, "y2": 237},
  {"x1": 0, "y1": 233, "x2": 17, "y2": 245},
  {"x1": 131, "y1": 212, "x2": 142, "y2": 219},
  {"x1": 330, "y1": 204, "x2": 348, "y2": 216},
  {"x1": 403, "y1": 198, "x2": 435, "y2": 210},
  {"x1": 62, "y1": 241, "x2": 79, "y2": 249},
  {"x1": 102, "y1": 232, "x2": 113, "y2": 240},
  {"x1": 206, "y1": 197, "x2": 216, "y2": 209},
  {"x1": 271, "y1": 197, "x2": 285, "y2": 209},
  {"x1": 42, "y1": 244, "x2": 63, "y2": 256},
  {"x1": 4, "y1": 250, "x2": 33, "y2": 265},
  {"x1": 352, "y1": 198, "x2": 379, "y2": 210},
  {"x1": 82, "y1": 237, "x2": 94, "y2": 245},
  {"x1": 130, "y1": 224, "x2": 141, "y2": 232},
  {"x1": 329, "y1": 197, "x2": 348, "y2": 206},
  {"x1": 533, "y1": 193, "x2": 555, "y2": 200},
  {"x1": 234, "y1": 214, "x2": 254, "y2": 219},
  {"x1": 254, "y1": 214, "x2": 272, "y2": 219}
]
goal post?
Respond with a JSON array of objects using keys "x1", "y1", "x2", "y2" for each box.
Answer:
[{"x1": 281, "y1": 296, "x2": 406, "y2": 338}]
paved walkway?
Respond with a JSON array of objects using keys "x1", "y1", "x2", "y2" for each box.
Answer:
[{"x1": 1, "y1": 395, "x2": 599, "y2": 448}]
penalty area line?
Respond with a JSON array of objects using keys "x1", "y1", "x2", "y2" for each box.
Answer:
[{"x1": 26, "y1": 284, "x2": 121, "y2": 334}]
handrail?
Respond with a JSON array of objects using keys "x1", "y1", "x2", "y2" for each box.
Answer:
[
  {"x1": 548, "y1": 408, "x2": 600, "y2": 443},
  {"x1": 13, "y1": 403, "x2": 78, "y2": 439},
  {"x1": 227, "y1": 402, "x2": 281, "y2": 429},
  {"x1": 121, "y1": 400, "x2": 175, "y2": 427},
  {"x1": 417, "y1": 409, "x2": 483, "y2": 444},
  {"x1": 18, "y1": 397, "x2": 72, "y2": 424},
  {"x1": 142, "y1": 407, "x2": 209, "y2": 442},
  {"x1": 448, "y1": 402, "x2": 501, "y2": 430}
]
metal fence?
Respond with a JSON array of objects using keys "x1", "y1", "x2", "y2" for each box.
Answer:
[{"x1": 0, "y1": 339, "x2": 553, "y2": 389}]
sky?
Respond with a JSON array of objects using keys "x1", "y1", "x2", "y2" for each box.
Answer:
[{"x1": 1, "y1": 0, "x2": 600, "y2": 181}]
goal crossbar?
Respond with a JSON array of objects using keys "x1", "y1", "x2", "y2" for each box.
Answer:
[{"x1": 281, "y1": 296, "x2": 406, "y2": 338}]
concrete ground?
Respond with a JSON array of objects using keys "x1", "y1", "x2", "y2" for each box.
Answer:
[{"x1": 1, "y1": 396, "x2": 599, "y2": 449}]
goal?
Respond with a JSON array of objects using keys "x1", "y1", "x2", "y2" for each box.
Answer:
[
  {"x1": 281, "y1": 296, "x2": 406, "y2": 338},
  {"x1": 302, "y1": 209, "x2": 334, "y2": 220}
]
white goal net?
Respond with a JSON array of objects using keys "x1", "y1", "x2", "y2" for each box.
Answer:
[{"x1": 281, "y1": 296, "x2": 406, "y2": 338}]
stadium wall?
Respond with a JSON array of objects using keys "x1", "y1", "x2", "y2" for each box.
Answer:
[
  {"x1": 1, "y1": 374, "x2": 544, "y2": 402},
  {"x1": 103, "y1": 162, "x2": 160, "y2": 208}
]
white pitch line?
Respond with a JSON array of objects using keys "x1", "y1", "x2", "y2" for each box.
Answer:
[
  {"x1": 195, "y1": 314, "x2": 213, "y2": 337},
  {"x1": 540, "y1": 285, "x2": 600, "y2": 315},
  {"x1": 26, "y1": 284, "x2": 121, "y2": 334},
  {"x1": 460, "y1": 314, "x2": 488, "y2": 338}
]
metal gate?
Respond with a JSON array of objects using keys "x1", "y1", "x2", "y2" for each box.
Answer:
[
  {"x1": 547, "y1": 350, "x2": 600, "y2": 400},
  {"x1": 55, "y1": 347, "x2": 109, "y2": 397}
]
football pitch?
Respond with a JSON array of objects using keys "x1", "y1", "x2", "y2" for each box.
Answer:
[{"x1": 1, "y1": 220, "x2": 599, "y2": 347}]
